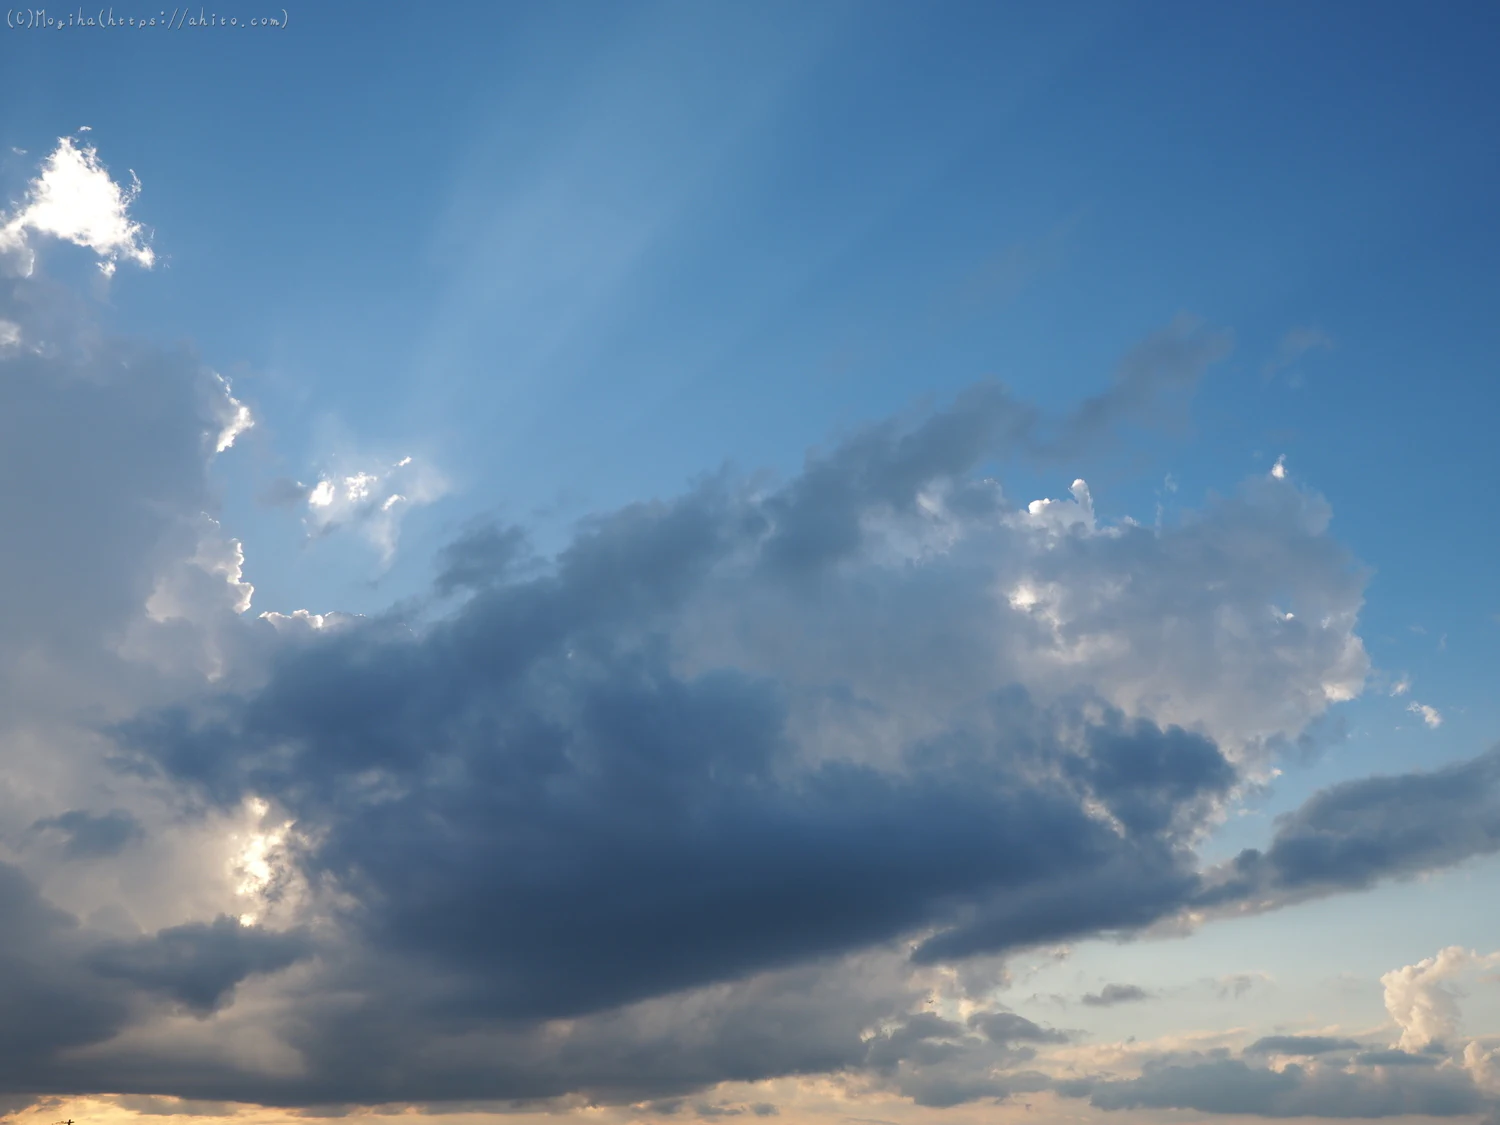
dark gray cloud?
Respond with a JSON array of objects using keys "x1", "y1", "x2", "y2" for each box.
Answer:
[
  {"x1": 1197, "y1": 746, "x2": 1500, "y2": 910},
  {"x1": 966, "y1": 1011, "x2": 1070, "y2": 1044},
  {"x1": 91, "y1": 360, "x2": 1499, "y2": 1107},
  {"x1": 119, "y1": 640, "x2": 1229, "y2": 1024},
  {"x1": 0, "y1": 861, "x2": 307, "y2": 1090},
  {"x1": 758, "y1": 381, "x2": 1033, "y2": 577},
  {"x1": 1081, "y1": 984, "x2": 1152, "y2": 1008},
  {"x1": 1246, "y1": 1035, "x2": 1360, "y2": 1056},
  {"x1": 1355, "y1": 1050, "x2": 1441, "y2": 1067},
  {"x1": 760, "y1": 315, "x2": 1232, "y2": 579},
  {"x1": 0, "y1": 196, "x2": 1490, "y2": 1115},
  {"x1": 89, "y1": 915, "x2": 312, "y2": 1015},
  {"x1": 862, "y1": 1012, "x2": 1057, "y2": 1108},
  {"x1": 28, "y1": 808, "x2": 144, "y2": 859},
  {"x1": 0, "y1": 861, "x2": 131, "y2": 1078},
  {"x1": 434, "y1": 520, "x2": 531, "y2": 595},
  {"x1": 1062, "y1": 1056, "x2": 1490, "y2": 1119}
]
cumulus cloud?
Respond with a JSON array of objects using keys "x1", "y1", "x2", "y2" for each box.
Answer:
[
  {"x1": 0, "y1": 136, "x2": 154, "y2": 277},
  {"x1": 2, "y1": 137, "x2": 1498, "y2": 1116},
  {"x1": 53, "y1": 314, "x2": 1500, "y2": 1108},
  {"x1": 1057, "y1": 958, "x2": 1500, "y2": 1124},
  {"x1": 0, "y1": 140, "x2": 324, "y2": 1097},
  {"x1": 1382, "y1": 947, "x2": 1500, "y2": 1053},
  {"x1": 90, "y1": 373, "x2": 1469, "y2": 1105}
]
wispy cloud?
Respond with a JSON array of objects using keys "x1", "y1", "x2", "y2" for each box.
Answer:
[
  {"x1": 1262, "y1": 326, "x2": 1334, "y2": 386},
  {"x1": 1082, "y1": 984, "x2": 1153, "y2": 1008},
  {"x1": 1408, "y1": 701, "x2": 1444, "y2": 728}
]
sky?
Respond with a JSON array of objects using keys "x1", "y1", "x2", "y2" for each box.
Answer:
[{"x1": 0, "y1": 2, "x2": 1499, "y2": 1125}]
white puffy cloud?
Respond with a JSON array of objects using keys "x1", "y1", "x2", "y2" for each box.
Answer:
[
  {"x1": 0, "y1": 136, "x2": 154, "y2": 278},
  {"x1": 679, "y1": 463, "x2": 1367, "y2": 776},
  {"x1": 1382, "y1": 946, "x2": 1500, "y2": 1052},
  {"x1": 121, "y1": 517, "x2": 259, "y2": 684}
]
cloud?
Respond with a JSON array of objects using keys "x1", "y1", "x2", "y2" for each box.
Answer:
[
  {"x1": 300, "y1": 454, "x2": 447, "y2": 565},
  {"x1": 0, "y1": 141, "x2": 330, "y2": 1098},
  {"x1": 434, "y1": 520, "x2": 532, "y2": 596},
  {"x1": 1356, "y1": 1049, "x2": 1441, "y2": 1067},
  {"x1": 1065, "y1": 1055, "x2": 1488, "y2": 1118},
  {"x1": 1045, "y1": 314, "x2": 1233, "y2": 454},
  {"x1": 1409, "y1": 701, "x2": 1444, "y2": 728},
  {"x1": 88, "y1": 914, "x2": 312, "y2": 1016},
  {"x1": 1082, "y1": 984, "x2": 1153, "y2": 1008},
  {"x1": 92, "y1": 299, "x2": 1500, "y2": 1106},
  {"x1": 1215, "y1": 972, "x2": 1274, "y2": 999},
  {"x1": 1195, "y1": 746, "x2": 1500, "y2": 912},
  {"x1": 0, "y1": 136, "x2": 154, "y2": 277},
  {"x1": 28, "y1": 808, "x2": 145, "y2": 860},
  {"x1": 87, "y1": 351, "x2": 1384, "y2": 1102},
  {"x1": 1262, "y1": 327, "x2": 1334, "y2": 386},
  {"x1": 1, "y1": 137, "x2": 1493, "y2": 1113},
  {"x1": 1246, "y1": 1035, "x2": 1360, "y2": 1056},
  {"x1": 966, "y1": 1012, "x2": 1070, "y2": 1044},
  {"x1": 92, "y1": 383, "x2": 1455, "y2": 1105},
  {"x1": 0, "y1": 863, "x2": 305, "y2": 1086},
  {"x1": 208, "y1": 372, "x2": 254, "y2": 453},
  {"x1": 106, "y1": 1095, "x2": 244, "y2": 1117},
  {"x1": 122, "y1": 652, "x2": 1235, "y2": 1023},
  {"x1": 1382, "y1": 946, "x2": 1500, "y2": 1052}
]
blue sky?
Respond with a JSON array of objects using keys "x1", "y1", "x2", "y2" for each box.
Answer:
[{"x1": 1, "y1": 3, "x2": 1499, "y2": 1125}]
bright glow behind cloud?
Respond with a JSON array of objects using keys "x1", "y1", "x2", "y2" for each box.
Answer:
[
  {"x1": 301, "y1": 454, "x2": 447, "y2": 564},
  {"x1": 210, "y1": 372, "x2": 254, "y2": 453}
]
